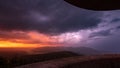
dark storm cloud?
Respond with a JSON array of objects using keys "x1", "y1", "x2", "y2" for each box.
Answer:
[
  {"x1": 92, "y1": 32, "x2": 120, "y2": 53},
  {"x1": 111, "y1": 18, "x2": 120, "y2": 23},
  {"x1": 89, "y1": 29, "x2": 112, "y2": 38},
  {"x1": 0, "y1": 0, "x2": 102, "y2": 35},
  {"x1": 116, "y1": 26, "x2": 120, "y2": 29}
]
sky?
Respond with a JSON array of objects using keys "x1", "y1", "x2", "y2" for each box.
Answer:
[{"x1": 0, "y1": 0, "x2": 120, "y2": 53}]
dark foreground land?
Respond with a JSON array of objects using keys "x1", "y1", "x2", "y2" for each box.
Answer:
[
  {"x1": 0, "y1": 48, "x2": 120, "y2": 68},
  {"x1": 0, "y1": 51, "x2": 80, "y2": 68},
  {"x1": 63, "y1": 54, "x2": 120, "y2": 68},
  {"x1": 16, "y1": 54, "x2": 120, "y2": 68}
]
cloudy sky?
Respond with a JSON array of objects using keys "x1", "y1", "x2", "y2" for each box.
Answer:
[{"x1": 0, "y1": 0, "x2": 120, "y2": 53}]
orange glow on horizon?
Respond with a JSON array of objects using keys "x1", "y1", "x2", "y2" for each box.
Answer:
[
  {"x1": 28, "y1": 31, "x2": 56, "y2": 43},
  {"x1": 0, "y1": 31, "x2": 62, "y2": 48},
  {"x1": 0, "y1": 41, "x2": 41, "y2": 48}
]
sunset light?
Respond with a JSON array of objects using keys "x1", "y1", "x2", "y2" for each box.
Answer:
[
  {"x1": 0, "y1": 31, "x2": 82, "y2": 48},
  {"x1": 0, "y1": 41, "x2": 38, "y2": 48},
  {"x1": 0, "y1": 31, "x2": 62, "y2": 48}
]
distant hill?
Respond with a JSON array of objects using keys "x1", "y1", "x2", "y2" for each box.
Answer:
[
  {"x1": 62, "y1": 47, "x2": 102, "y2": 55},
  {"x1": 10, "y1": 51, "x2": 80, "y2": 67},
  {"x1": 0, "y1": 48, "x2": 30, "y2": 59},
  {"x1": 32, "y1": 47, "x2": 102, "y2": 55}
]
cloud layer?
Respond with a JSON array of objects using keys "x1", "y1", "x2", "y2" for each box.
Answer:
[
  {"x1": 0, "y1": 0, "x2": 102, "y2": 35},
  {"x1": 1, "y1": 0, "x2": 120, "y2": 53}
]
